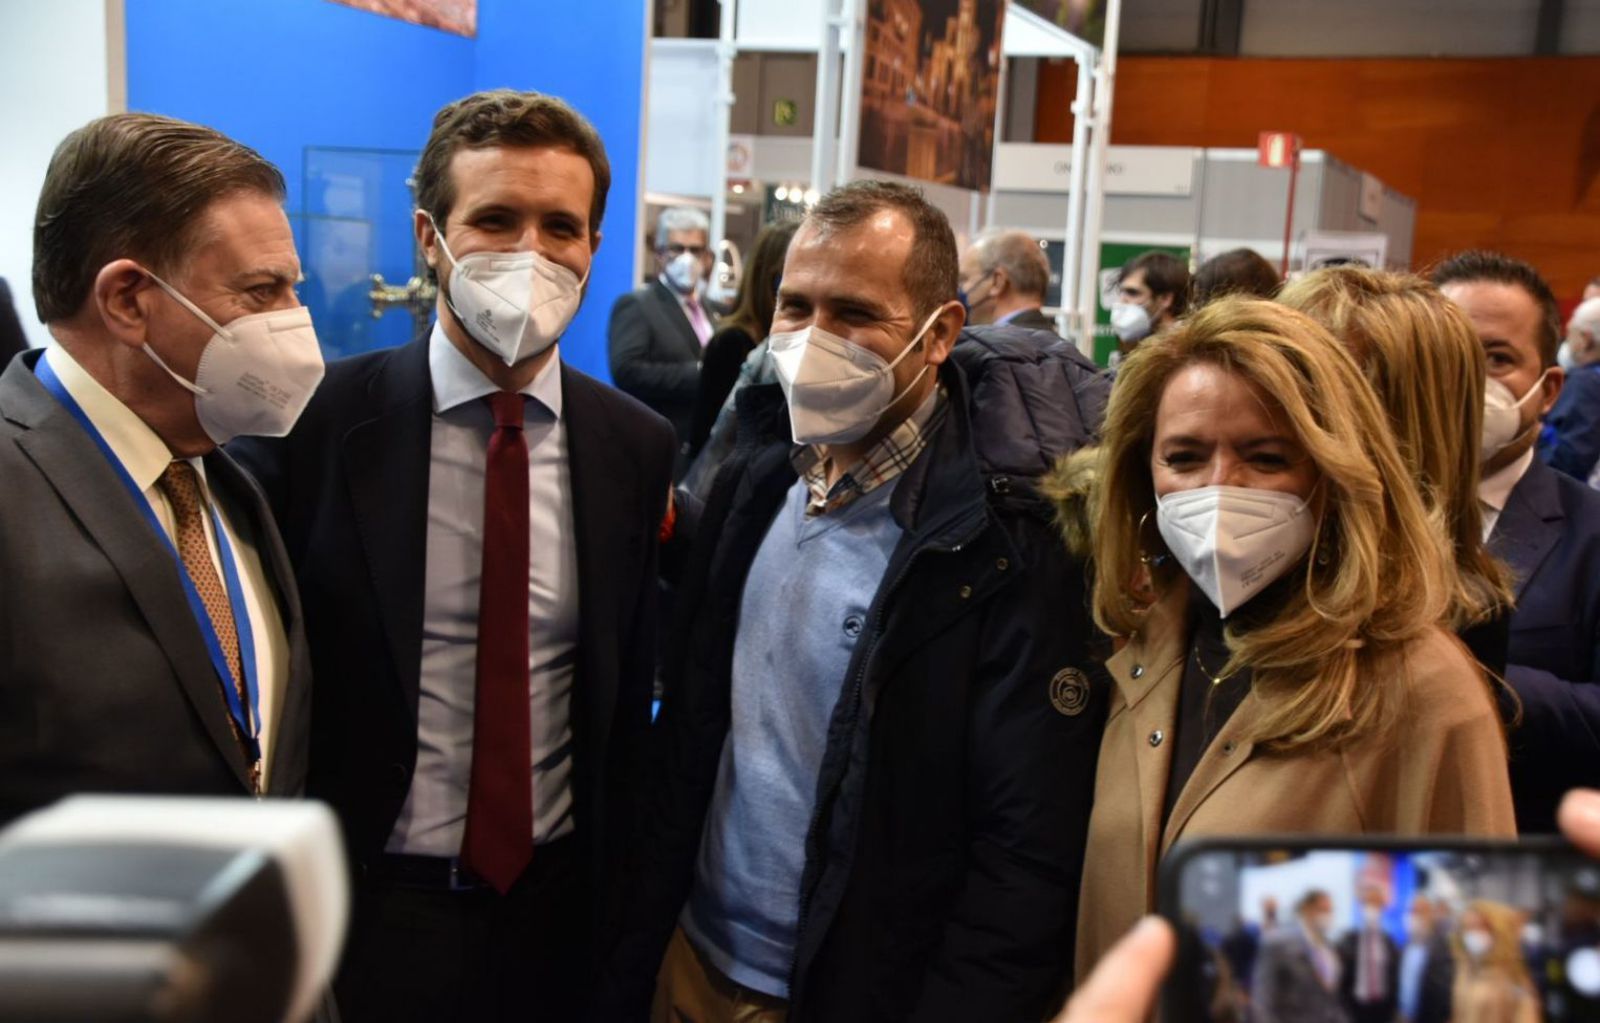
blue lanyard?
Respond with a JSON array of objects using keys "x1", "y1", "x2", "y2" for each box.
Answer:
[{"x1": 36, "y1": 355, "x2": 261, "y2": 764}]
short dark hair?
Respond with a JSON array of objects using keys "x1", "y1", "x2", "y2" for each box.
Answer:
[
  {"x1": 1431, "y1": 249, "x2": 1561, "y2": 367},
  {"x1": 1120, "y1": 251, "x2": 1190, "y2": 317},
  {"x1": 33, "y1": 113, "x2": 285, "y2": 323},
  {"x1": 804, "y1": 180, "x2": 957, "y2": 320},
  {"x1": 1192, "y1": 248, "x2": 1280, "y2": 307},
  {"x1": 415, "y1": 89, "x2": 611, "y2": 237}
]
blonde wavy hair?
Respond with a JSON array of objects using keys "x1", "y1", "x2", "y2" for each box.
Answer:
[
  {"x1": 1279, "y1": 267, "x2": 1515, "y2": 632},
  {"x1": 1092, "y1": 297, "x2": 1455, "y2": 751},
  {"x1": 1454, "y1": 900, "x2": 1537, "y2": 992}
]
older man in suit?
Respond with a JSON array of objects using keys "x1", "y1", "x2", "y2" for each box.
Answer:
[
  {"x1": 608, "y1": 206, "x2": 716, "y2": 468},
  {"x1": 230, "y1": 89, "x2": 674, "y2": 1022},
  {"x1": 1254, "y1": 891, "x2": 1350, "y2": 1023},
  {"x1": 958, "y1": 228, "x2": 1059, "y2": 335},
  {"x1": 1436, "y1": 251, "x2": 1600, "y2": 835},
  {"x1": 0, "y1": 113, "x2": 318, "y2": 822}
]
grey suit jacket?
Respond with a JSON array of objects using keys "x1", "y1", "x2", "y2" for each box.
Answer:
[
  {"x1": 0, "y1": 349, "x2": 312, "y2": 824},
  {"x1": 1253, "y1": 930, "x2": 1350, "y2": 1023}
]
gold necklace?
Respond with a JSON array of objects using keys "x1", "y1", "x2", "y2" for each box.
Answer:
[{"x1": 1192, "y1": 644, "x2": 1234, "y2": 687}]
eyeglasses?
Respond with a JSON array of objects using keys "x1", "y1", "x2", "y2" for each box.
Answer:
[{"x1": 661, "y1": 244, "x2": 708, "y2": 258}]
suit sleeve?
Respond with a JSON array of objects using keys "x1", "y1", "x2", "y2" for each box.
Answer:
[
  {"x1": 909, "y1": 530, "x2": 1106, "y2": 1021},
  {"x1": 608, "y1": 292, "x2": 699, "y2": 403},
  {"x1": 1544, "y1": 372, "x2": 1600, "y2": 482}
]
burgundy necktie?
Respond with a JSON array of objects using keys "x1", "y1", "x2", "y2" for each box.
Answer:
[{"x1": 462, "y1": 391, "x2": 533, "y2": 894}]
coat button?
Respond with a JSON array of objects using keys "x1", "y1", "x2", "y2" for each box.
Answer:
[
  {"x1": 1222, "y1": 741, "x2": 1237, "y2": 755},
  {"x1": 959, "y1": 584, "x2": 973, "y2": 599},
  {"x1": 843, "y1": 614, "x2": 864, "y2": 638},
  {"x1": 995, "y1": 557, "x2": 1009, "y2": 571},
  {"x1": 1131, "y1": 664, "x2": 1145, "y2": 679},
  {"x1": 1149, "y1": 730, "x2": 1164, "y2": 747}
]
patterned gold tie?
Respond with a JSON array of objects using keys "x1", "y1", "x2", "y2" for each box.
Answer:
[{"x1": 157, "y1": 461, "x2": 260, "y2": 794}]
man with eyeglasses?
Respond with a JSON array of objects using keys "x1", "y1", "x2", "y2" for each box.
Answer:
[{"x1": 608, "y1": 206, "x2": 717, "y2": 473}]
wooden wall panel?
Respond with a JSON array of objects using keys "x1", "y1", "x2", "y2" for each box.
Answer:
[{"x1": 1036, "y1": 56, "x2": 1600, "y2": 298}]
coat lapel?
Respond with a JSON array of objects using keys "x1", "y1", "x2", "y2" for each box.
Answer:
[
  {"x1": 1106, "y1": 586, "x2": 1186, "y2": 891},
  {"x1": 648, "y1": 280, "x2": 704, "y2": 360},
  {"x1": 2, "y1": 353, "x2": 253, "y2": 789},
  {"x1": 341, "y1": 339, "x2": 434, "y2": 719},
  {"x1": 1489, "y1": 458, "x2": 1564, "y2": 601},
  {"x1": 562, "y1": 365, "x2": 625, "y2": 785}
]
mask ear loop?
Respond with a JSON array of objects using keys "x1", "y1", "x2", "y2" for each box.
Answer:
[{"x1": 139, "y1": 267, "x2": 225, "y2": 396}]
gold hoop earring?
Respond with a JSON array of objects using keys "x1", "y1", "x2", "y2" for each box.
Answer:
[{"x1": 1137, "y1": 508, "x2": 1170, "y2": 568}]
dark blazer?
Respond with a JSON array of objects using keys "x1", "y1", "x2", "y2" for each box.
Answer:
[
  {"x1": 1002, "y1": 306, "x2": 1060, "y2": 336},
  {"x1": 227, "y1": 335, "x2": 674, "y2": 954},
  {"x1": 0, "y1": 349, "x2": 312, "y2": 823},
  {"x1": 607, "y1": 279, "x2": 703, "y2": 457},
  {"x1": 1490, "y1": 455, "x2": 1600, "y2": 833},
  {"x1": 1337, "y1": 928, "x2": 1401, "y2": 1021},
  {"x1": 1542, "y1": 364, "x2": 1600, "y2": 482}
]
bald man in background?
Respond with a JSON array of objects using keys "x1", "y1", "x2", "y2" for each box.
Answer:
[{"x1": 958, "y1": 228, "x2": 1058, "y2": 335}]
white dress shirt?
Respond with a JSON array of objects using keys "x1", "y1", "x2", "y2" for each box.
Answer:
[
  {"x1": 43, "y1": 345, "x2": 288, "y2": 786},
  {"x1": 1480, "y1": 446, "x2": 1536, "y2": 541},
  {"x1": 386, "y1": 323, "x2": 579, "y2": 856}
]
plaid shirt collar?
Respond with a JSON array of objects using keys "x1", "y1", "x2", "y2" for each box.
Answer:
[{"x1": 793, "y1": 387, "x2": 947, "y2": 517}]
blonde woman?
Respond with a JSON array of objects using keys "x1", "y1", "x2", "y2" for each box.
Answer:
[
  {"x1": 1069, "y1": 298, "x2": 1515, "y2": 980},
  {"x1": 1453, "y1": 901, "x2": 1542, "y2": 1023},
  {"x1": 1279, "y1": 267, "x2": 1515, "y2": 676}
]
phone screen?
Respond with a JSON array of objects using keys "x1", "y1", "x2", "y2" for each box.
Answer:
[{"x1": 1159, "y1": 839, "x2": 1600, "y2": 1022}]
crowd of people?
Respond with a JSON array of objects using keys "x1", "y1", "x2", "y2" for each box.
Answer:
[{"x1": 2, "y1": 83, "x2": 1599, "y2": 1023}]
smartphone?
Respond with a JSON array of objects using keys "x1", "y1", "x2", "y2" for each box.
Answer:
[{"x1": 1156, "y1": 836, "x2": 1600, "y2": 1022}]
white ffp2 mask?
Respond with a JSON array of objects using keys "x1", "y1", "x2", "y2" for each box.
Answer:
[
  {"x1": 663, "y1": 250, "x2": 702, "y2": 295},
  {"x1": 1481, "y1": 372, "x2": 1547, "y2": 464},
  {"x1": 770, "y1": 307, "x2": 942, "y2": 446},
  {"x1": 427, "y1": 211, "x2": 587, "y2": 366},
  {"x1": 1110, "y1": 302, "x2": 1153, "y2": 343},
  {"x1": 142, "y1": 272, "x2": 325, "y2": 446},
  {"x1": 1156, "y1": 484, "x2": 1315, "y2": 618}
]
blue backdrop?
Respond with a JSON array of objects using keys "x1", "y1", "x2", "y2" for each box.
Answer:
[{"x1": 125, "y1": 0, "x2": 646, "y2": 382}]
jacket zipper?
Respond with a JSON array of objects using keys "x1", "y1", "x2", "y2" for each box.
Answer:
[{"x1": 786, "y1": 516, "x2": 986, "y2": 1002}]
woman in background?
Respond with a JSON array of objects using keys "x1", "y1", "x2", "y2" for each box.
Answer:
[
  {"x1": 1068, "y1": 297, "x2": 1515, "y2": 981},
  {"x1": 684, "y1": 219, "x2": 798, "y2": 460},
  {"x1": 1452, "y1": 901, "x2": 1542, "y2": 1023},
  {"x1": 1279, "y1": 267, "x2": 1515, "y2": 677}
]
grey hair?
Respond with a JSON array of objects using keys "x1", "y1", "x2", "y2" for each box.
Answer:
[
  {"x1": 655, "y1": 206, "x2": 710, "y2": 250},
  {"x1": 1570, "y1": 296, "x2": 1600, "y2": 337},
  {"x1": 971, "y1": 228, "x2": 1050, "y2": 300}
]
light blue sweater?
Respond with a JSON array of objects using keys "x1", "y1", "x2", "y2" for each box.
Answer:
[{"x1": 681, "y1": 473, "x2": 904, "y2": 997}]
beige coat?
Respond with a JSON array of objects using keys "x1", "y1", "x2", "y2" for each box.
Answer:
[{"x1": 1074, "y1": 587, "x2": 1516, "y2": 980}]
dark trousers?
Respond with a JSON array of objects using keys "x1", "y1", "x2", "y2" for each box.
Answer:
[{"x1": 335, "y1": 836, "x2": 590, "y2": 1023}]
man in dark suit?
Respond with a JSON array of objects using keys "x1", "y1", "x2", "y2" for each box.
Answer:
[
  {"x1": 958, "y1": 227, "x2": 1060, "y2": 336},
  {"x1": 1253, "y1": 890, "x2": 1348, "y2": 1023},
  {"x1": 1397, "y1": 896, "x2": 1454, "y2": 1023},
  {"x1": 1437, "y1": 251, "x2": 1600, "y2": 835},
  {"x1": 608, "y1": 206, "x2": 714, "y2": 466},
  {"x1": 0, "y1": 113, "x2": 316, "y2": 821},
  {"x1": 230, "y1": 90, "x2": 674, "y2": 1022},
  {"x1": 1338, "y1": 883, "x2": 1400, "y2": 1023}
]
